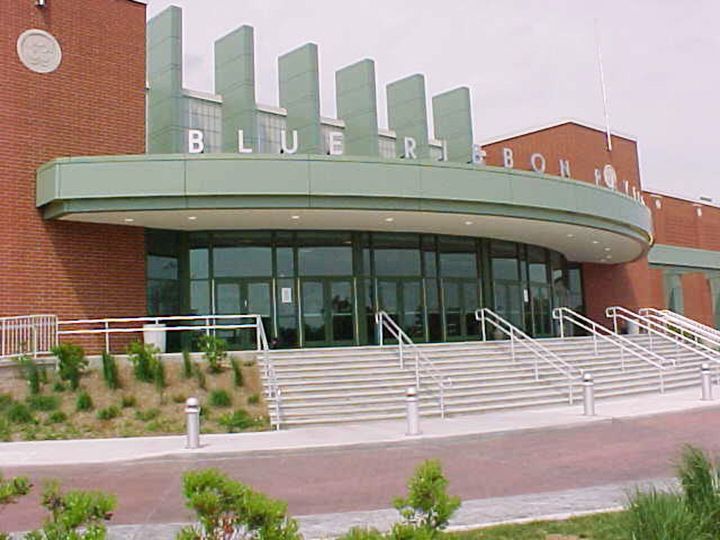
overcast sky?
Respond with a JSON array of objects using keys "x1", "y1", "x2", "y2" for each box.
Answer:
[{"x1": 146, "y1": 0, "x2": 720, "y2": 201}]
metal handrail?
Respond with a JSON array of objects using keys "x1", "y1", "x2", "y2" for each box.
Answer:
[
  {"x1": 475, "y1": 308, "x2": 580, "y2": 404},
  {"x1": 640, "y1": 308, "x2": 720, "y2": 345},
  {"x1": 607, "y1": 306, "x2": 720, "y2": 368},
  {"x1": 0, "y1": 314, "x2": 58, "y2": 360},
  {"x1": 255, "y1": 315, "x2": 282, "y2": 431},
  {"x1": 375, "y1": 311, "x2": 449, "y2": 418},
  {"x1": 553, "y1": 307, "x2": 667, "y2": 392}
]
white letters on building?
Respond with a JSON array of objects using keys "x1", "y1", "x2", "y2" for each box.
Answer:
[
  {"x1": 559, "y1": 159, "x2": 571, "y2": 178},
  {"x1": 327, "y1": 131, "x2": 344, "y2": 156},
  {"x1": 603, "y1": 164, "x2": 617, "y2": 190},
  {"x1": 403, "y1": 137, "x2": 417, "y2": 159},
  {"x1": 530, "y1": 153, "x2": 546, "y2": 174},
  {"x1": 502, "y1": 147, "x2": 514, "y2": 168},
  {"x1": 188, "y1": 129, "x2": 204, "y2": 154},
  {"x1": 237, "y1": 130, "x2": 252, "y2": 153},
  {"x1": 471, "y1": 144, "x2": 486, "y2": 165},
  {"x1": 280, "y1": 130, "x2": 299, "y2": 154}
]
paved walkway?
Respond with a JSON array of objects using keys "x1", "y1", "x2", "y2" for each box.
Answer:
[
  {"x1": 2, "y1": 388, "x2": 720, "y2": 536},
  {"x1": 0, "y1": 386, "x2": 717, "y2": 467}
]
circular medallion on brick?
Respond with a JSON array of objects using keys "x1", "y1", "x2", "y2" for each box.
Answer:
[{"x1": 16, "y1": 29, "x2": 62, "y2": 74}]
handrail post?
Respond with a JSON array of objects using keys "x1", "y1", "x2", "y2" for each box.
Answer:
[
  {"x1": 104, "y1": 321, "x2": 110, "y2": 354},
  {"x1": 480, "y1": 311, "x2": 487, "y2": 341},
  {"x1": 415, "y1": 351, "x2": 420, "y2": 388},
  {"x1": 593, "y1": 330, "x2": 598, "y2": 356},
  {"x1": 510, "y1": 327, "x2": 516, "y2": 362},
  {"x1": 612, "y1": 311, "x2": 618, "y2": 335},
  {"x1": 399, "y1": 337, "x2": 404, "y2": 369},
  {"x1": 559, "y1": 310, "x2": 565, "y2": 338}
]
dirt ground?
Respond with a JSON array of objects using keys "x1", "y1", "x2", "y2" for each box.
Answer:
[{"x1": 0, "y1": 353, "x2": 269, "y2": 441}]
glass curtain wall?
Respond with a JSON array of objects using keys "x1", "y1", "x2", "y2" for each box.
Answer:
[{"x1": 147, "y1": 230, "x2": 583, "y2": 349}]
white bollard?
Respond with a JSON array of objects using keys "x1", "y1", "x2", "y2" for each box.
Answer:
[
  {"x1": 406, "y1": 386, "x2": 421, "y2": 436},
  {"x1": 583, "y1": 373, "x2": 595, "y2": 416},
  {"x1": 185, "y1": 397, "x2": 201, "y2": 449},
  {"x1": 701, "y1": 363, "x2": 713, "y2": 401}
]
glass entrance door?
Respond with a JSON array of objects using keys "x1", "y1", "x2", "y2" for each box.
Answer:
[
  {"x1": 441, "y1": 279, "x2": 480, "y2": 340},
  {"x1": 377, "y1": 279, "x2": 425, "y2": 340},
  {"x1": 214, "y1": 279, "x2": 272, "y2": 349},
  {"x1": 301, "y1": 279, "x2": 355, "y2": 346}
]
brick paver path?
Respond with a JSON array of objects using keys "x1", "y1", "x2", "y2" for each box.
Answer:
[{"x1": 3, "y1": 407, "x2": 720, "y2": 531}]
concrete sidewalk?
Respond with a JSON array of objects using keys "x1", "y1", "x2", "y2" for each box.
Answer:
[{"x1": 1, "y1": 386, "x2": 718, "y2": 468}]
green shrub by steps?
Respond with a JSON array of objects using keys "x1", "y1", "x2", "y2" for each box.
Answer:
[
  {"x1": 0, "y1": 417, "x2": 11, "y2": 441},
  {"x1": 182, "y1": 349, "x2": 193, "y2": 379},
  {"x1": 0, "y1": 394, "x2": 12, "y2": 412},
  {"x1": 247, "y1": 393, "x2": 260, "y2": 405},
  {"x1": 194, "y1": 364, "x2": 206, "y2": 390},
  {"x1": 17, "y1": 355, "x2": 41, "y2": 395},
  {"x1": 46, "y1": 411, "x2": 68, "y2": 424},
  {"x1": 218, "y1": 409, "x2": 256, "y2": 432},
  {"x1": 127, "y1": 341, "x2": 161, "y2": 383},
  {"x1": 135, "y1": 408, "x2": 160, "y2": 422},
  {"x1": 97, "y1": 406, "x2": 120, "y2": 421},
  {"x1": 52, "y1": 381, "x2": 66, "y2": 393},
  {"x1": 6, "y1": 402, "x2": 34, "y2": 424},
  {"x1": 75, "y1": 391, "x2": 93, "y2": 412},
  {"x1": 208, "y1": 389, "x2": 232, "y2": 408},
  {"x1": 101, "y1": 351, "x2": 121, "y2": 390},
  {"x1": 197, "y1": 334, "x2": 228, "y2": 374},
  {"x1": 120, "y1": 395, "x2": 137, "y2": 408},
  {"x1": 51, "y1": 343, "x2": 88, "y2": 391},
  {"x1": 230, "y1": 358, "x2": 244, "y2": 387},
  {"x1": 26, "y1": 394, "x2": 60, "y2": 412}
]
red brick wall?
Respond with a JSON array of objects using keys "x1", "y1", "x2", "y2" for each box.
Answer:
[
  {"x1": 0, "y1": 0, "x2": 147, "y2": 320},
  {"x1": 483, "y1": 123, "x2": 642, "y2": 197},
  {"x1": 645, "y1": 192, "x2": 720, "y2": 251}
]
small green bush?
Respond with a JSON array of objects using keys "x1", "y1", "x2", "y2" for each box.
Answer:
[
  {"x1": 6, "y1": 402, "x2": 34, "y2": 424},
  {"x1": 247, "y1": 393, "x2": 260, "y2": 405},
  {"x1": 218, "y1": 409, "x2": 256, "y2": 432},
  {"x1": 120, "y1": 395, "x2": 137, "y2": 408},
  {"x1": 75, "y1": 391, "x2": 93, "y2": 412},
  {"x1": 230, "y1": 357, "x2": 244, "y2": 388},
  {"x1": 47, "y1": 411, "x2": 68, "y2": 424},
  {"x1": 0, "y1": 418, "x2": 11, "y2": 441},
  {"x1": 626, "y1": 489, "x2": 703, "y2": 540},
  {"x1": 127, "y1": 341, "x2": 161, "y2": 383},
  {"x1": 337, "y1": 527, "x2": 386, "y2": 540},
  {"x1": 209, "y1": 389, "x2": 232, "y2": 408},
  {"x1": 172, "y1": 393, "x2": 187, "y2": 404},
  {"x1": 26, "y1": 394, "x2": 60, "y2": 412},
  {"x1": 177, "y1": 468, "x2": 300, "y2": 540},
  {"x1": 134, "y1": 408, "x2": 160, "y2": 422},
  {"x1": 17, "y1": 355, "x2": 41, "y2": 395},
  {"x1": 182, "y1": 349, "x2": 193, "y2": 379},
  {"x1": 101, "y1": 351, "x2": 121, "y2": 390},
  {"x1": 197, "y1": 334, "x2": 228, "y2": 373},
  {"x1": 0, "y1": 394, "x2": 13, "y2": 412},
  {"x1": 393, "y1": 459, "x2": 461, "y2": 535},
  {"x1": 0, "y1": 472, "x2": 32, "y2": 505},
  {"x1": 96, "y1": 406, "x2": 120, "y2": 421},
  {"x1": 51, "y1": 343, "x2": 88, "y2": 391},
  {"x1": 52, "y1": 381, "x2": 66, "y2": 393},
  {"x1": 194, "y1": 364, "x2": 206, "y2": 390},
  {"x1": 154, "y1": 356, "x2": 166, "y2": 391}
]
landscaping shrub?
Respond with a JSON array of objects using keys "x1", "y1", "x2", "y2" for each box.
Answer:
[
  {"x1": 120, "y1": 395, "x2": 137, "y2": 408},
  {"x1": 208, "y1": 389, "x2": 232, "y2": 408},
  {"x1": 172, "y1": 393, "x2": 188, "y2": 404},
  {"x1": 0, "y1": 393, "x2": 12, "y2": 412},
  {"x1": 97, "y1": 406, "x2": 120, "y2": 421},
  {"x1": 197, "y1": 334, "x2": 228, "y2": 373},
  {"x1": 101, "y1": 351, "x2": 121, "y2": 390},
  {"x1": 230, "y1": 357, "x2": 244, "y2": 387},
  {"x1": 626, "y1": 489, "x2": 704, "y2": 540},
  {"x1": 50, "y1": 343, "x2": 88, "y2": 391},
  {"x1": 52, "y1": 381, "x2": 66, "y2": 393},
  {"x1": 0, "y1": 418, "x2": 11, "y2": 442},
  {"x1": 135, "y1": 408, "x2": 160, "y2": 422},
  {"x1": 177, "y1": 468, "x2": 300, "y2": 540},
  {"x1": 127, "y1": 341, "x2": 161, "y2": 383},
  {"x1": 392, "y1": 459, "x2": 461, "y2": 537},
  {"x1": 76, "y1": 391, "x2": 93, "y2": 412},
  {"x1": 6, "y1": 402, "x2": 34, "y2": 425},
  {"x1": 247, "y1": 393, "x2": 260, "y2": 405},
  {"x1": 182, "y1": 349, "x2": 194, "y2": 379},
  {"x1": 0, "y1": 472, "x2": 32, "y2": 537},
  {"x1": 26, "y1": 394, "x2": 60, "y2": 412},
  {"x1": 338, "y1": 527, "x2": 386, "y2": 540},
  {"x1": 18, "y1": 355, "x2": 41, "y2": 395},
  {"x1": 47, "y1": 411, "x2": 68, "y2": 424},
  {"x1": 24, "y1": 480, "x2": 116, "y2": 540},
  {"x1": 194, "y1": 364, "x2": 207, "y2": 390},
  {"x1": 154, "y1": 356, "x2": 166, "y2": 391},
  {"x1": 218, "y1": 409, "x2": 256, "y2": 433}
]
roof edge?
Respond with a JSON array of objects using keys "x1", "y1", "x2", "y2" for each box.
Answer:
[{"x1": 480, "y1": 118, "x2": 638, "y2": 146}]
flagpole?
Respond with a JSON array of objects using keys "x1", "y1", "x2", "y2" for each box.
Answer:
[{"x1": 595, "y1": 19, "x2": 613, "y2": 152}]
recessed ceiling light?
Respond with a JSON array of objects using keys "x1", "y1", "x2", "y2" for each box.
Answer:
[
  {"x1": 592, "y1": 240, "x2": 599, "y2": 245},
  {"x1": 188, "y1": 216, "x2": 197, "y2": 221},
  {"x1": 566, "y1": 233, "x2": 575, "y2": 238},
  {"x1": 291, "y1": 215, "x2": 301, "y2": 220},
  {"x1": 604, "y1": 247, "x2": 611, "y2": 252},
  {"x1": 385, "y1": 217, "x2": 395, "y2": 223},
  {"x1": 606, "y1": 255, "x2": 613, "y2": 260},
  {"x1": 464, "y1": 220, "x2": 473, "y2": 226},
  {"x1": 123, "y1": 218, "x2": 134, "y2": 223}
]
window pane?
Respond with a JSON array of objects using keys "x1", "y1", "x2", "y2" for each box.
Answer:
[
  {"x1": 298, "y1": 247, "x2": 353, "y2": 276},
  {"x1": 276, "y1": 247, "x2": 294, "y2": 278},
  {"x1": 190, "y1": 248, "x2": 208, "y2": 279},
  {"x1": 440, "y1": 237, "x2": 477, "y2": 278},
  {"x1": 373, "y1": 233, "x2": 421, "y2": 276},
  {"x1": 213, "y1": 247, "x2": 272, "y2": 277},
  {"x1": 528, "y1": 246, "x2": 549, "y2": 283},
  {"x1": 148, "y1": 255, "x2": 178, "y2": 280},
  {"x1": 491, "y1": 241, "x2": 518, "y2": 280},
  {"x1": 190, "y1": 281, "x2": 210, "y2": 314}
]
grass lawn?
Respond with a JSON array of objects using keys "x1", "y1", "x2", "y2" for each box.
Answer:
[
  {"x1": 0, "y1": 353, "x2": 269, "y2": 441},
  {"x1": 450, "y1": 511, "x2": 628, "y2": 539}
]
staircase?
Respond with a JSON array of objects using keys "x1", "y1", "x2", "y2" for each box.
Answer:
[{"x1": 261, "y1": 333, "x2": 713, "y2": 428}]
